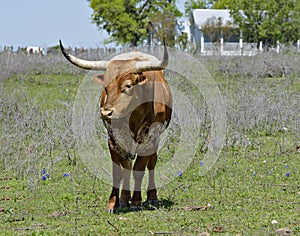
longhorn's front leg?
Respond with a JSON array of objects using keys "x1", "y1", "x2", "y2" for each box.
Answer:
[
  {"x1": 120, "y1": 159, "x2": 132, "y2": 208},
  {"x1": 107, "y1": 164, "x2": 121, "y2": 212},
  {"x1": 107, "y1": 142, "x2": 123, "y2": 213}
]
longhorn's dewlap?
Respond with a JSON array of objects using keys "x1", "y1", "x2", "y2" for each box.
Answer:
[{"x1": 60, "y1": 40, "x2": 172, "y2": 212}]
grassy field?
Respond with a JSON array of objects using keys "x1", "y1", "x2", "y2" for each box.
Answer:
[{"x1": 0, "y1": 51, "x2": 300, "y2": 235}]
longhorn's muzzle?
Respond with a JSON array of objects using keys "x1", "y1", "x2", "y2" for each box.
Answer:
[{"x1": 100, "y1": 107, "x2": 113, "y2": 121}]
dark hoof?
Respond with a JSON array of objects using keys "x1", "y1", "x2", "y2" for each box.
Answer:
[
  {"x1": 130, "y1": 205, "x2": 143, "y2": 212},
  {"x1": 147, "y1": 199, "x2": 159, "y2": 206},
  {"x1": 119, "y1": 202, "x2": 130, "y2": 209},
  {"x1": 145, "y1": 199, "x2": 159, "y2": 210}
]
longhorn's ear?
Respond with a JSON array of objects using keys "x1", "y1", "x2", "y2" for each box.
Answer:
[
  {"x1": 136, "y1": 73, "x2": 148, "y2": 85},
  {"x1": 93, "y1": 74, "x2": 105, "y2": 84}
]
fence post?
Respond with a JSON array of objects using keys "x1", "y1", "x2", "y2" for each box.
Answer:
[
  {"x1": 276, "y1": 41, "x2": 280, "y2": 53},
  {"x1": 239, "y1": 38, "x2": 243, "y2": 56},
  {"x1": 200, "y1": 34, "x2": 204, "y2": 53},
  {"x1": 220, "y1": 37, "x2": 224, "y2": 53},
  {"x1": 259, "y1": 41, "x2": 263, "y2": 52},
  {"x1": 220, "y1": 30, "x2": 224, "y2": 54}
]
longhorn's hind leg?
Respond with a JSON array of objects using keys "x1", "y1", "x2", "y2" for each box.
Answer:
[{"x1": 146, "y1": 153, "x2": 159, "y2": 206}]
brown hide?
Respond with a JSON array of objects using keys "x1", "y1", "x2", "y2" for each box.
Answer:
[
  {"x1": 59, "y1": 40, "x2": 171, "y2": 212},
  {"x1": 100, "y1": 69, "x2": 172, "y2": 212},
  {"x1": 127, "y1": 71, "x2": 171, "y2": 138}
]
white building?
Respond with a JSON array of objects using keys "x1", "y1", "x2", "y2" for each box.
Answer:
[{"x1": 190, "y1": 9, "x2": 259, "y2": 56}]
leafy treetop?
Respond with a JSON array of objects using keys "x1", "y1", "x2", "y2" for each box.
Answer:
[{"x1": 88, "y1": 0, "x2": 181, "y2": 47}]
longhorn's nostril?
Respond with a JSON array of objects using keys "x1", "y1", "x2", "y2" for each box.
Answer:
[
  {"x1": 101, "y1": 108, "x2": 113, "y2": 119},
  {"x1": 106, "y1": 110, "x2": 113, "y2": 117}
]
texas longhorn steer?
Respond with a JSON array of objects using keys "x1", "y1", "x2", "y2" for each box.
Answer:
[{"x1": 59, "y1": 40, "x2": 172, "y2": 212}]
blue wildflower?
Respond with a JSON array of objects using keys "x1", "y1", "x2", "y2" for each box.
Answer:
[
  {"x1": 270, "y1": 168, "x2": 274, "y2": 174},
  {"x1": 285, "y1": 172, "x2": 290, "y2": 177},
  {"x1": 234, "y1": 161, "x2": 238, "y2": 165},
  {"x1": 42, "y1": 175, "x2": 47, "y2": 181},
  {"x1": 200, "y1": 161, "x2": 204, "y2": 167},
  {"x1": 63, "y1": 173, "x2": 70, "y2": 177},
  {"x1": 41, "y1": 167, "x2": 46, "y2": 175},
  {"x1": 285, "y1": 164, "x2": 288, "y2": 168},
  {"x1": 178, "y1": 169, "x2": 182, "y2": 177},
  {"x1": 252, "y1": 171, "x2": 256, "y2": 176}
]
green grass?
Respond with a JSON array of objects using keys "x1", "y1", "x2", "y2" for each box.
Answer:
[
  {"x1": 1, "y1": 147, "x2": 299, "y2": 235},
  {"x1": 1, "y1": 72, "x2": 300, "y2": 235},
  {"x1": 2, "y1": 74, "x2": 82, "y2": 110}
]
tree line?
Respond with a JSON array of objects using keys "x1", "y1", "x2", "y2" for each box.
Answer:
[{"x1": 88, "y1": 0, "x2": 300, "y2": 47}]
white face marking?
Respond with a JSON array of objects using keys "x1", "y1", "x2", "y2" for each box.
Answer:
[{"x1": 103, "y1": 93, "x2": 107, "y2": 104}]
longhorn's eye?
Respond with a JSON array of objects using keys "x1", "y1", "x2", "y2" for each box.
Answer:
[
  {"x1": 125, "y1": 84, "x2": 132, "y2": 89},
  {"x1": 121, "y1": 81, "x2": 133, "y2": 93}
]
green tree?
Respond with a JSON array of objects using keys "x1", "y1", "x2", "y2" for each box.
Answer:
[
  {"x1": 184, "y1": 0, "x2": 219, "y2": 15},
  {"x1": 177, "y1": 32, "x2": 188, "y2": 50},
  {"x1": 260, "y1": 0, "x2": 300, "y2": 45},
  {"x1": 212, "y1": 0, "x2": 231, "y2": 9},
  {"x1": 88, "y1": 0, "x2": 181, "y2": 46},
  {"x1": 184, "y1": 0, "x2": 208, "y2": 16},
  {"x1": 147, "y1": 1, "x2": 182, "y2": 46},
  {"x1": 214, "y1": 0, "x2": 300, "y2": 46}
]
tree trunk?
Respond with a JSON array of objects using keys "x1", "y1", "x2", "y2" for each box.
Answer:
[{"x1": 130, "y1": 34, "x2": 140, "y2": 47}]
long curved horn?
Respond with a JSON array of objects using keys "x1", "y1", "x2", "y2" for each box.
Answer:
[
  {"x1": 135, "y1": 38, "x2": 168, "y2": 73},
  {"x1": 59, "y1": 40, "x2": 109, "y2": 70}
]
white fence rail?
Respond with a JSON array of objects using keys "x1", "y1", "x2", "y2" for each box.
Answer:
[{"x1": 199, "y1": 40, "x2": 300, "y2": 56}]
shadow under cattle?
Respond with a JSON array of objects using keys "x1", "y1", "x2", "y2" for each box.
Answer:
[{"x1": 114, "y1": 198, "x2": 174, "y2": 214}]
